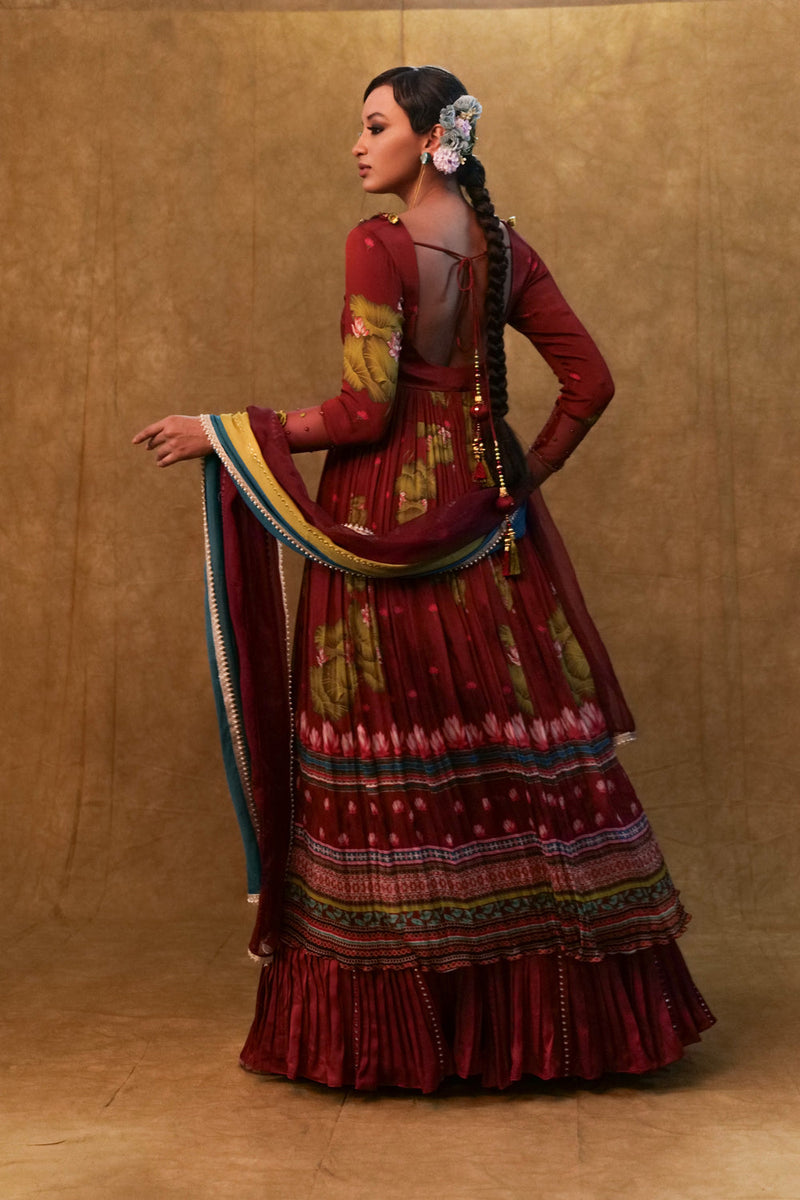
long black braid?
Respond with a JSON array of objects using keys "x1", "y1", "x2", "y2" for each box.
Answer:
[
  {"x1": 364, "y1": 66, "x2": 530, "y2": 493},
  {"x1": 456, "y1": 154, "x2": 529, "y2": 492}
]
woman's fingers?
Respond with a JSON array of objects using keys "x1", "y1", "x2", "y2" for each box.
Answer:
[
  {"x1": 155, "y1": 440, "x2": 180, "y2": 466},
  {"x1": 134, "y1": 416, "x2": 211, "y2": 467},
  {"x1": 132, "y1": 420, "x2": 164, "y2": 445}
]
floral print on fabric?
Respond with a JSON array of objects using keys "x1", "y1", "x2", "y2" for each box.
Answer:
[
  {"x1": 290, "y1": 373, "x2": 688, "y2": 969},
  {"x1": 342, "y1": 295, "x2": 403, "y2": 405},
  {"x1": 308, "y1": 576, "x2": 385, "y2": 721},
  {"x1": 394, "y1": 421, "x2": 456, "y2": 525},
  {"x1": 346, "y1": 495, "x2": 369, "y2": 531},
  {"x1": 449, "y1": 573, "x2": 469, "y2": 608},
  {"x1": 394, "y1": 458, "x2": 434, "y2": 525},
  {"x1": 498, "y1": 624, "x2": 535, "y2": 716},
  {"x1": 491, "y1": 557, "x2": 515, "y2": 612},
  {"x1": 418, "y1": 421, "x2": 455, "y2": 469},
  {"x1": 548, "y1": 602, "x2": 596, "y2": 703}
]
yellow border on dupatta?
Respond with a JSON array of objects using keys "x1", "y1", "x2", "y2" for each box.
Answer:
[{"x1": 219, "y1": 412, "x2": 493, "y2": 578}]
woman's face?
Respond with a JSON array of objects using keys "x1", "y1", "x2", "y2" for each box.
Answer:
[{"x1": 352, "y1": 85, "x2": 429, "y2": 200}]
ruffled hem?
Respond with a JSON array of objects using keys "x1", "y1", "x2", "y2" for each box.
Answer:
[{"x1": 239, "y1": 941, "x2": 715, "y2": 1092}]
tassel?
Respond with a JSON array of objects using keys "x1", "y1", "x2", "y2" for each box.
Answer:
[
  {"x1": 471, "y1": 427, "x2": 494, "y2": 485},
  {"x1": 502, "y1": 520, "x2": 521, "y2": 578},
  {"x1": 472, "y1": 455, "x2": 493, "y2": 486}
]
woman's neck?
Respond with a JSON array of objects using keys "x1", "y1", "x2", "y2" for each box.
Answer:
[
  {"x1": 395, "y1": 166, "x2": 462, "y2": 211},
  {"x1": 397, "y1": 188, "x2": 484, "y2": 257}
]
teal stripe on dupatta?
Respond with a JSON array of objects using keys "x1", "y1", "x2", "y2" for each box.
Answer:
[
  {"x1": 206, "y1": 413, "x2": 519, "y2": 577},
  {"x1": 203, "y1": 454, "x2": 261, "y2": 895}
]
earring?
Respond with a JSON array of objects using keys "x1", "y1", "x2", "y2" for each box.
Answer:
[{"x1": 420, "y1": 152, "x2": 430, "y2": 165}]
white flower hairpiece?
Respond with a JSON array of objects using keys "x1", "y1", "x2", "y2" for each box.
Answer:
[{"x1": 432, "y1": 94, "x2": 482, "y2": 176}]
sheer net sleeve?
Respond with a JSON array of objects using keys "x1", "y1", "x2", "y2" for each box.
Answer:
[
  {"x1": 507, "y1": 237, "x2": 614, "y2": 480},
  {"x1": 276, "y1": 224, "x2": 404, "y2": 452}
]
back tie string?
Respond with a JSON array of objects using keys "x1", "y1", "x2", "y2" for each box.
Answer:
[{"x1": 413, "y1": 242, "x2": 519, "y2": 576}]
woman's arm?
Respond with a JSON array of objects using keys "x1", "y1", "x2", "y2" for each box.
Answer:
[
  {"x1": 133, "y1": 222, "x2": 405, "y2": 466},
  {"x1": 290, "y1": 222, "x2": 404, "y2": 451},
  {"x1": 507, "y1": 235, "x2": 614, "y2": 484}
]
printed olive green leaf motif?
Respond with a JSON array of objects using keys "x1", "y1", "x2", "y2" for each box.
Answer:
[
  {"x1": 416, "y1": 421, "x2": 455, "y2": 469},
  {"x1": 348, "y1": 595, "x2": 385, "y2": 695},
  {"x1": 498, "y1": 624, "x2": 535, "y2": 716},
  {"x1": 345, "y1": 573, "x2": 366, "y2": 596},
  {"x1": 347, "y1": 496, "x2": 368, "y2": 529},
  {"x1": 346, "y1": 577, "x2": 385, "y2": 696},
  {"x1": 394, "y1": 458, "x2": 435, "y2": 525},
  {"x1": 491, "y1": 557, "x2": 514, "y2": 612},
  {"x1": 343, "y1": 337, "x2": 397, "y2": 404},
  {"x1": 350, "y1": 295, "x2": 403, "y2": 339},
  {"x1": 449, "y1": 573, "x2": 468, "y2": 608},
  {"x1": 548, "y1": 603, "x2": 596, "y2": 701},
  {"x1": 309, "y1": 597, "x2": 387, "y2": 721},
  {"x1": 342, "y1": 295, "x2": 403, "y2": 404},
  {"x1": 430, "y1": 391, "x2": 449, "y2": 407},
  {"x1": 309, "y1": 619, "x2": 358, "y2": 722}
]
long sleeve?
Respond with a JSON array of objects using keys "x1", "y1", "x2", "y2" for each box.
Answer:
[
  {"x1": 507, "y1": 234, "x2": 614, "y2": 476},
  {"x1": 277, "y1": 223, "x2": 405, "y2": 453}
]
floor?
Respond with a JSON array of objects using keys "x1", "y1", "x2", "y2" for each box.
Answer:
[{"x1": 3, "y1": 912, "x2": 799, "y2": 1200}]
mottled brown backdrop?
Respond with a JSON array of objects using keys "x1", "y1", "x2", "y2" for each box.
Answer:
[{"x1": 2, "y1": 0, "x2": 798, "y2": 946}]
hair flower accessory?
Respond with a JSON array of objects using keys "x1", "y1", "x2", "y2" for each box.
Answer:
[{"x1": 432, "y1": 94, "x2": 482, "y2": 175}]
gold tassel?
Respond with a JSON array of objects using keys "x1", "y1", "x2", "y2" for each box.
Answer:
[
  {"x1": 470, "y1": 351, "x2": 494, "y2": 487},
  {"x1": 502, "y1": 519, "x2": 521, "y2": 578}
]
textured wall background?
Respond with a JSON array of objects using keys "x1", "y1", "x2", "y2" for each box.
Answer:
[{"x1": 2, "y1": 0, "x2": 797, "y2": 943}]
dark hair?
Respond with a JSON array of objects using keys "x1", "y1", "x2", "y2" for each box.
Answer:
[{"x1": 363, "y1": 66, "x2": 528, "y2": 492}]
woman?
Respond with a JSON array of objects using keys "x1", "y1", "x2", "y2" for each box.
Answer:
[{"x1": 134, "y1": 66, "x2": 714, "y2": 1091}]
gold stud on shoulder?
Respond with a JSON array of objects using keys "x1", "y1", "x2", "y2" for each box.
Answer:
[{"x1": 507, "y1": 215, "x2": 516, "y2": 228}]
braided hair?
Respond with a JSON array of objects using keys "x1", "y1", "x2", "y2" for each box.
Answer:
[{"x1": 363, "y1": 66, "x2": 529, "y2": 492}]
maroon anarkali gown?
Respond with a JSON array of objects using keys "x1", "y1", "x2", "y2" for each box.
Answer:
[{"x1": 222, "y1": 213, "x2": 714, "y2": 1090}]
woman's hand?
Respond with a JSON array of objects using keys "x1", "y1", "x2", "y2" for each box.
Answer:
[{"x1": 132, "y1": 415, "x2": 211, "y2": 467}]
